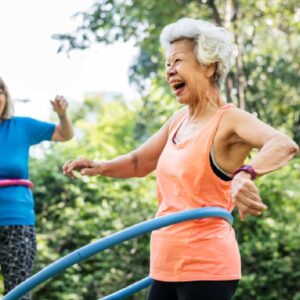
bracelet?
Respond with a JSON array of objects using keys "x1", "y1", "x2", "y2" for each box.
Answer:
[{"x1": 233, "y1": 165, "x2": 257, "y2": 180}]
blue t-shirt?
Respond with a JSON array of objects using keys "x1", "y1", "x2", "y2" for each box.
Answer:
[{"x1": 0, "y1": 116, "x2": 55, "y2": 225}]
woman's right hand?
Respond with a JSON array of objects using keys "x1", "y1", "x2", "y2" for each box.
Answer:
[
  {"x1": 63, "y1": 158, "x2": 103, "y2": 178},
  {"x1": 231, "y1": 172, "x2": 268, "y2": 220}
]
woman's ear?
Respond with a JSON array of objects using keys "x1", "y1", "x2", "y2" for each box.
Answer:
[{"x1": 205, "y1": 63, "x2": 217, "y2": 78}]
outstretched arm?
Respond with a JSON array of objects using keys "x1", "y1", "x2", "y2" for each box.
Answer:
[{"x1": 63, "y1": 115, "x2": 173, "y2": 179}]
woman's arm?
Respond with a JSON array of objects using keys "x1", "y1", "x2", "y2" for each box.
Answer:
[
  {"x1": 51, "y1": 95, "x2": 74, "y2": 141},
  {"x1": 225, "y1": 109, "x2": 299, "y2": 220},
  {"x1": 230, "y1": 109, "x2": 299, "y2": 175},
  {"x1": 63, "y1": 116, "x2": 173, "y2": 179}
]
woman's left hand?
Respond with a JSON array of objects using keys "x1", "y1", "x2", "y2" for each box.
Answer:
[
  {"x1": 231, "y1": 172, "x2": 268, "y2": 220},
  {"x1": 50, "y1": 95, "x2": 68, "y2": 118}
]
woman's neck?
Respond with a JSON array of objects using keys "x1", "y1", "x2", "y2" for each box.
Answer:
[{"x1": 188, "y1": 86, "x2": 224, "y2": 120}]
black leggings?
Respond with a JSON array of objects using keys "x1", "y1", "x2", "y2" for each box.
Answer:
[
  {"x1": 147, "y1": 279, "x2": 239, "y2": 300},
  {"x1": 0, "y1": 225, "x2": 36, "y2": 300}
]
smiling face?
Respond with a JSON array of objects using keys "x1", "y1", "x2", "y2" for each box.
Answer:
[
  {"x1": 165, "y1": 38, "x2": 212, "y2": 107},
  {"x1": 0, "y1": 88, "x2": 6, "y2": 118}
]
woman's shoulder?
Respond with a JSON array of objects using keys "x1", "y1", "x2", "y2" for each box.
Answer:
[
  {"x1": 1, "y1": 116, "x2": 25, "y2": 124},
  {"x1": 12, "y1": 116, "x2": 34, "y2": 122},
  {"x1": 166, "y1": 107, "x2": 188, "y2": 132},
  {"x1": 222, "y1": 106, "x2": 257, "y2": 121},
  {"x1": 13, "y1": 116, "x2": 48, "y2": 123},
  {"x1": 221, "y1": 106, "x2": 262, "y2": 132},
  {"x1": 170, "y1": 107, "x2": 188, "y2": 123},
  {"x1": 154, "y1": 108, "x2": 187, "y2": 137},
  {"x1": 11, "y1": 116, "x2": 52, "y2": 130}
]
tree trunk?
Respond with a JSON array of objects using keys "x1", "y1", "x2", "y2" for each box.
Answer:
[
  {"x1": 207, "y1": 0, "x2": 246, "y2": 109},
  {"x1": 232, "y1": 0, "x2": 246, "y2": 109}
]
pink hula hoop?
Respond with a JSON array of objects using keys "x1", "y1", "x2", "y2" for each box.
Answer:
[{"x1": 0, "y1": 179, "x2": 34, "y2": 188}]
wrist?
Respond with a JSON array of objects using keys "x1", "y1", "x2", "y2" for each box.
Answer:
[
  {"x1": 94, "y1": 161, "x2": 106, "y2": 175},
  {"x1": 233, "y1": 171, "x2": 252, "y2": 180},
  {"x1": 58, "y1": 113, "x2": 67, "y2": 119},
  {"x1": 233, "y1": 165, "x2": 257, "y2": 180}
]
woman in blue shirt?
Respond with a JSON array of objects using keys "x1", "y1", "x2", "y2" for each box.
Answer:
[{"x1": 0, "y1": 77, "x2": 74, "y2": 299}]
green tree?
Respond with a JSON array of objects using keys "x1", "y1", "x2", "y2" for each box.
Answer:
[
  {"x1": 54, "y1": 0, "x2": 300, "y2": 142},
  {"x1": 26, "y1": 94, "x2": 300, "y2": 300},
  {"x1": 2, "y1": 2, "x2": 298, "y2": 299},
  {"x1": 30, "y1": 96, "x2": 157, "y2": 299},
  {"x1": 234, "y1": 160, "x2": 300, "y2": 300},
  {"x1": 1, "y1": 94, "x2": 296, "y2": 299}
]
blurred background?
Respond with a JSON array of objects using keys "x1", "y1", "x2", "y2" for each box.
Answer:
[{"x1": 0, "y1": 0, "x2": 300, "y2": 299}]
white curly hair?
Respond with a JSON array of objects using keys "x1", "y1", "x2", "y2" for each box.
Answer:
[{"x1": 160, "y1": 18, "x2": 238, "y2": 87}]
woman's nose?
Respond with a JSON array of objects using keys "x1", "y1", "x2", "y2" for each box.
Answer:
[{"x1": 166, "y1": 65, "x2": 177, "y2": 76}]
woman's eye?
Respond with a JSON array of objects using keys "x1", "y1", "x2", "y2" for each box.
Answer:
[{"x1": 175, "y1": 59, "x2": 181, "y2": 63}]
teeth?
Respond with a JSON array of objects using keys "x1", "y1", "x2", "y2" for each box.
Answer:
[{"x1": 170, "y1": 80, "x2": 185, "y2": 88}]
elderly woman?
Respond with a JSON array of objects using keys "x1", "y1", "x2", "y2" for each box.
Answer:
[
  {"x1": 0, "y1": 77, "x2": 74, "y2": 300},
  {"x1": 63, "y1": 18, "x2": 298, "y2": 300}
]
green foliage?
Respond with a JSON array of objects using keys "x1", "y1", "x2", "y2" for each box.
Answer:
[
  {"x1": 2, "y1": 1, "x2": 299, "y2": 298},
  {"x1": 30, "y1": 97, "x2": 157, "y2": 299},
  {"x1": 54, "y1": 0, "x2": 300, "y2": 143},
  {"x1": 234, "y1": 159, "x2": 300, "y2": 300},
  {"x1": 1, "y1": 94, "x2": 299, "y2": 299},
  {"x1": 30, "y1": 97, "x2": 300, "y2": 300}
]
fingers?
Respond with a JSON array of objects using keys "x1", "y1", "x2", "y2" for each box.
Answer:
[
  {"x1": 63, "y1": 158, "x2": 102, "y2": 178},
  {"x1": 62, "y1": 159, "x2": 75, "y2": 178},
  {"x1": 238, "y1": 210, "x2": 248, "y2": 221},
  {"x1": 80, "y1": 166, "x2": 101, "y2": 176},
  {"x1": 63, "y1": 158, "x2": 94, "y2": 178},
  {"x1": 50, "y1": 95, "x2": 68, "y2": 114},
  {"x1": 235, "y1": 199, "x2": 267, "y2": 220},
  {"x1": 233, "y1": 186, "x2": 264, "y2": 208},
  {"x1": 232, "y1": 177, "x2": 268, "y2": 221},
  {"x1": 232, "y1": 178, "x2": 258, "y2": 195},
  {"x1": 236, "y1": 200, "x2": 266, "y2": 221}
]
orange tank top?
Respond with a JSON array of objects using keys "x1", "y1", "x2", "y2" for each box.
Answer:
[{"x1": 150, "y1": 104, "x2": 241, "y2": 281}]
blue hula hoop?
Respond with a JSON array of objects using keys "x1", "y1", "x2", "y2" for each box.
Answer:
[{"x1": 3, "y1": 207, "x2": 233, "y2": 300}]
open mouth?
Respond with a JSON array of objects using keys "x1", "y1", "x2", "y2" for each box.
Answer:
[{"x1": 171, "y1": 80, "x2": 186, "y2": 96}]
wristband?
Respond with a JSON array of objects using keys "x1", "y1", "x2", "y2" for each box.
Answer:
[{"x1": 233, "y1": 165, "x2": 257, "y2": 180}]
